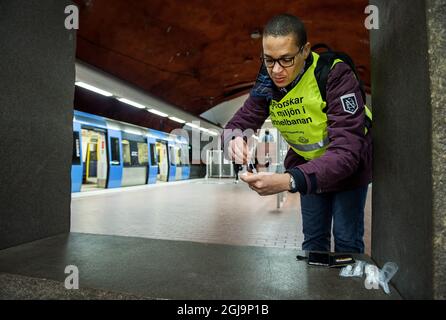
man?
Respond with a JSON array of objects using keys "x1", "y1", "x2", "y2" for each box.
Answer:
[
  {"x1": 261, "y1": 129, "x2": 274, "y2": 143},
  {"x1": 233, "y1": 163, "x2": 241, "y2": 183},
  {"x1": 223, "y1": 14, "x2": 372, "y2": 253}
]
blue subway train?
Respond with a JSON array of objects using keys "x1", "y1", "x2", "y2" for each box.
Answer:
[{"x1": 71, "y1": 110, "x2": 190, "y2": 192}]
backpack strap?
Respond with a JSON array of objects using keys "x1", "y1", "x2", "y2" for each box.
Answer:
[
  {"x1": 312, "y1": 44, "x2": 372, "y2": 131},
  {"x1": 313, "y1": 44, "x2": 367, "y2": 103},
  {"x1": 314, "y1": 52, "x2": 336, "y2": 102}
]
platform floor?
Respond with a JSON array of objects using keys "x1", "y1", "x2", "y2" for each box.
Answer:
[
  {"x1": 0, "y1": 233, "x2": 399, "y2": 300},
  {"x1": 0, "y1": 178, "x2": 382, "y2": 300},
  {"x1": 71, "y1": 178, "x2": 372, "y2": 254}
]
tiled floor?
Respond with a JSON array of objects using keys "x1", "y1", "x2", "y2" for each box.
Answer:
[{"x1": 71, "y1": 178, "x2": 372, "y2": 254}]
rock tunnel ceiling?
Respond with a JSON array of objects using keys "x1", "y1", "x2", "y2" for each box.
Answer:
[{"x1": 74, "y1": 0, "x2": 370, "y2": 126}]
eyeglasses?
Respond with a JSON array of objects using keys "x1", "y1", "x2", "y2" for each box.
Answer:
[{"x1": 261, "y1": 46, "x2": 304, "y2": 69}]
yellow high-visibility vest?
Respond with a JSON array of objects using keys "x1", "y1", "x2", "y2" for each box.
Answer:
[{"x1": 269, "y1": 52, "x2": 372, "y2": 160}]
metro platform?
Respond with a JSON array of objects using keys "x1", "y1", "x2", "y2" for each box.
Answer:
[{"x1": 0, "y1": 179, "x2": 399, "y2": 300}]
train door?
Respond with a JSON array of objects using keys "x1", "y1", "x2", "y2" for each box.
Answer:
[
  {"x1": 155, "y1": 141, "x2": 168, "y2": 182},
  {"x1": 168, "y1": 143, "x2": 176, "y2": 181},
  {"x1": 81, "y1": 128, "x2": 108, "y2": 191},
  {"x1": 107, "y1": 129, "x2": 123, "y2": 189},
  {"x1": 71, "y1": 122, "x2": 83, "y2": 193},
  {"x1": 147, "y1": 141, "x2": 158, "y2": 184}
]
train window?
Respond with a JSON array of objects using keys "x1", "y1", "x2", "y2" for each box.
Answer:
[
  {"x1": 122, "y1": 140, "x2": 131, "y2": 166},
  {"x1": 72, "y1": 131, "x2": 81, "y2": 165},
  {"x1": 181, "y1": 145, "x2": 190, "y2": 165},
  {"x1": 110, "y1": 137, "x2": 120, "y2": 165},
  {"x1": 122, "y1": 140, "x2": 147, "y2": 167},
  {"x1": 137, "y1": 142, "x2": 148, "y2": 166},
  {"x1": 89, "y1": 144, "x2": 98, "y2": 161},
  {"x1": 149, "y1": 144, "x2": 157, "y2": 166},
  {"x1": 130, "y1": 144, "x2": 139, "y2": 166}
]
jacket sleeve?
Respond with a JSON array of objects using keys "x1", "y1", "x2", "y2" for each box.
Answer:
[
  {"x1": 295, "y1": 62, "x2": 367, "y2": 193},
  {"x1": 222, "y1": 64, "x2": 272, "y2": 147},
  {"x1": 221, "y1": 95, "x2": 270, "y2": 158},
  {"x1": 224, "y1": 95, "x2": 270, "y2": 133}
]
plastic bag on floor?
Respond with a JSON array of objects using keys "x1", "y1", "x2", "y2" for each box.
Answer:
[
  {"x1": 379, "y1": 262, "x2": 399, "y2": 294},
  {"x1": 340, "y1": 260, "x2": 399, "y2": 295},
  {"x1": 339, "y1": 260, "x2": 366, "y2": 277},
  {"x1": 364, "y1": 262, "x2": 399, "y2": 294}
]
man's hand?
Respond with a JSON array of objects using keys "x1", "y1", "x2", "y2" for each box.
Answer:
[
  {"x1": 240, "y1": 172, "x2": 291, "y2": 196},
  {"x1": 228, "y1": 136, "x2": 249, "y2": 164}
]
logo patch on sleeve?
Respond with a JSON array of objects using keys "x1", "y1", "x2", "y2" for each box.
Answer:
[{"x1": 340, "y1": 93, "x2": 358, "y2": 114}]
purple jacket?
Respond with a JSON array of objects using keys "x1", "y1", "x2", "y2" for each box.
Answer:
[{"x1": 223, "y1": 55, "x2": 372, "y2": 194}]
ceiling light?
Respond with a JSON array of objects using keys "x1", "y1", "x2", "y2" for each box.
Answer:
[
  {"x1": 168, "y1": 116, "x2": 186, "y2": 124},
  {"x1": 148, "y1": 108, "x2": 168, "y2": 117},
  {"x1": 206, "y1": 130, "x2": 219, "y2": 136},
  {"x1": 117, "y1": 98, "x2": 146, "y2": 109},
  {"x1": 75, "y1": 82, "x2": 113, "y2": 97},
  {"x1": 199, "y1": 128, "x2": 219, "y2": 136},
  {"x1": 185, "y1": 122, "x2": 200, "y2": 129}
]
